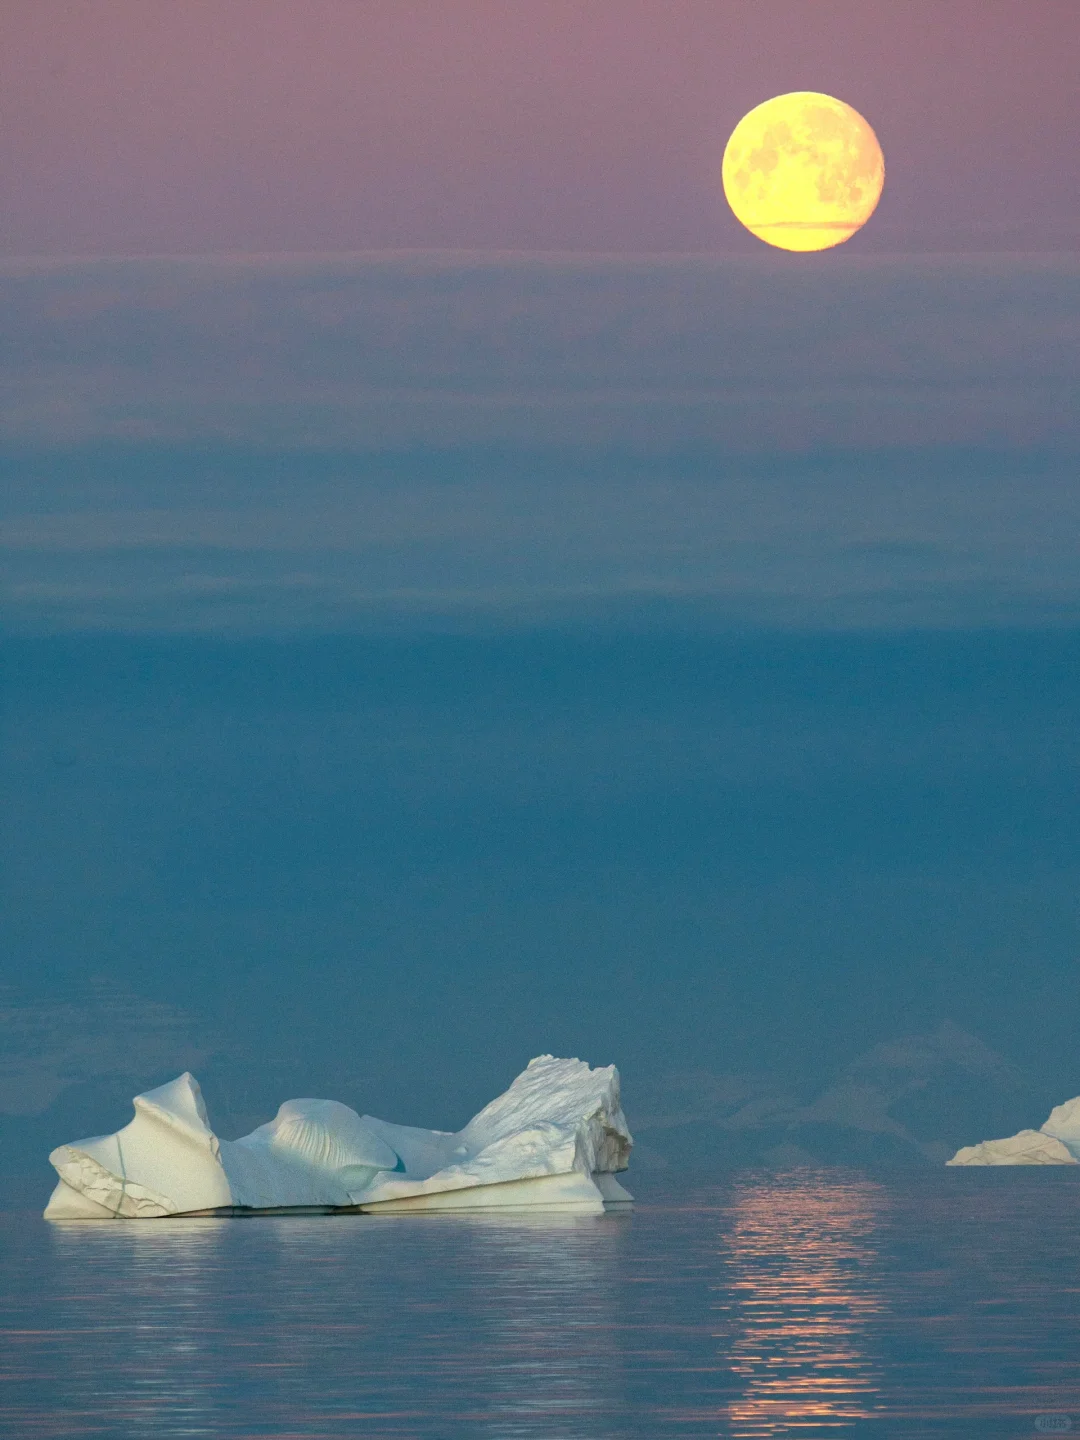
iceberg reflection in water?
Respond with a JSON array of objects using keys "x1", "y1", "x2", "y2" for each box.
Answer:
[{"x1": 38, "y1": 1210, "x2": 631, "y2": 1439}]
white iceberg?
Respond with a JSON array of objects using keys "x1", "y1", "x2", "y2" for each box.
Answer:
[
  {"x1": 44, "y1": 1055, "x2": 634, "y2": 1218},
  {"x1": 947, "y1": 1094, "x2": 1080, "y2": 1166}
]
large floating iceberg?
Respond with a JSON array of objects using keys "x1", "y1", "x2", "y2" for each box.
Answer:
[
  {"x1": 947, "y1": 1095, "x2": 1080, "y2": 1166},
  {"x1": 44, "y1": 1055, "x2": 633, "y2": 1218}
]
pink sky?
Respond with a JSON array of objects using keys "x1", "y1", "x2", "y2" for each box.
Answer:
[{"x1": 2, "y1": 0, "x2": 1076, "y2": 256}]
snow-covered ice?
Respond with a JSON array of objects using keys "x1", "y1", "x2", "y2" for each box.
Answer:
[
  {"x1": 44, "y1": 1056, "x2": 633, "y2": 1218},
  {"x1": 947, "y1": 1093, "x2": 1080, "y2": 1166}
]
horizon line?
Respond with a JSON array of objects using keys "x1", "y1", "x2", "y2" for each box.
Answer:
[{"x1": 1, "y1": 246, "x2": 1077, "y2": 270}]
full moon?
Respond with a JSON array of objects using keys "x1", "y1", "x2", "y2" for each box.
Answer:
[{"x1": 722, "y1": 92, "x2": 884, "y2": 252}]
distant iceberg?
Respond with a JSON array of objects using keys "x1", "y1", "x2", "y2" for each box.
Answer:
[
  {"x1": 44, "y1": 1055, "x2": 633, "y2": 1218},
  {"x1": 947, "y1": 1095, "x2": 1080, "y2": 1166}
]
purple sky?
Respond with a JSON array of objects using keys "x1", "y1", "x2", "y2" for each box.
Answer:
[{"x1": 2, "y1": 0, "x2": 1077, "y2": 255}]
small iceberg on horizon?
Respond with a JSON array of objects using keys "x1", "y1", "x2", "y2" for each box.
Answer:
[
  {"x1": 45, "y1": 1055, "x2": 633, "y2": 1219},
  {"x1": 947, "y1": 1094, "x2": 1080, "y2": 1166}
]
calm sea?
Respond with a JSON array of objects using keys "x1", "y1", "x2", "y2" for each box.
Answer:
[{"x1": 2, "y1": 1170, "x2": 1078, "y2": 1439}]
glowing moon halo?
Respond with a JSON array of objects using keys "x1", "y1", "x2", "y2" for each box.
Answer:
[{"x1": 722, "y1": 92, "x2": 884, "y2": 252}]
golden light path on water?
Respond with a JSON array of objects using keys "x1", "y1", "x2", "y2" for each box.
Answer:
[{"x1": 716, "y1": 1174, "x2": 886, "y2": 1435}]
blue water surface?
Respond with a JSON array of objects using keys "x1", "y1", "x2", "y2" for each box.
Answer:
[{"x1": 3, "y1": 1169, "x2": 1079, "y2": 1438}]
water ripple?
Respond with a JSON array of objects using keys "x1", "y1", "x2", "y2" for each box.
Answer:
[{"x1": 1, "y1": 1170, "x2": 1079, "y2": 1436}]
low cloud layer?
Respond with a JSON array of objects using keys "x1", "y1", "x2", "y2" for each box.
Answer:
[
  {"x1": 2, "y1": 253, "x2": 1078, "y2": 450},
  {"x1": 0, "y1": 977, "x2": 218, "y2": 1118},
  {"x1": 3, "y1": 447, "x2": 1078, "y2": 633},
  {"x1": 2, "y1": 255, "x2": 1078, "y2": 632}
]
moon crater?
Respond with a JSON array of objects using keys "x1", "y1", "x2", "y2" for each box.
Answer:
[{"x1": 723, "y1": 93, "x2": 885, "y2": 252}]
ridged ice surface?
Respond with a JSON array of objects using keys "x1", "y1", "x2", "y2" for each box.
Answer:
[{"x1": 44, "y1": 1056, "x2": 632, "y2": 1218}]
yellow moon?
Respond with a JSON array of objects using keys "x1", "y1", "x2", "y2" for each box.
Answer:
[{"x1": 722, "y1": 92, "x2": 884, "y2": 252}]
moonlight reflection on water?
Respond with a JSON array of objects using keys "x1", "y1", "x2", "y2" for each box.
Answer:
[{"x1": 718, "y1": 1175, "x2": 885, "y2": 1434}]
